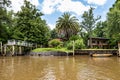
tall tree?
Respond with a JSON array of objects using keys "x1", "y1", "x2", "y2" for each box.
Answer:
[
  {"x1": 107, "y1": 0, "x2": 120, "y2": 36},
  {"x1": 107, "y1": 0, "x2": 120, "y2": 47},
  {"x1": 81, "y1": 7, "x2": 100, "y2": 37},
  {"x1": 13, "y1": 0, "x2": 50, "y2": 45},
  {"x1": 0, "y1": 0, "x2": 11, "y2": 42},
  {"x1": 56, "y1": 12, "x2": 80, "y2": 40}
]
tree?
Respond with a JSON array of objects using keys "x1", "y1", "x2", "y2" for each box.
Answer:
[
  {"x1": 93, "y1": 21, "x2": 107, "y2": 37},
  {"x1": 0, "y1": 0, "x2": 11, "y2": 42},
  {"x1": 13, "y1": 0, "x2": 50, "y2": 45},
  {"x1": 107, "y1": 0, "x2": 120, "y2": 35},
  {"x1": 81, "y1": 7, "x2": 100, "y2": 37},
  {"x1": 50, "y1": 29, "x2": 58, "y2": 39},
  {"x1": 107, "y1": 0, "x2": 120, "y2": 47},
  {"x1": 56, "y1": 12, "x2": 80, "y2": 40}
]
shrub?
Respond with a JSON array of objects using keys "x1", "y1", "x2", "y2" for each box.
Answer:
[
  {"x1": 75, "y1": 39, "x2": 85, "y2": 49},
  {"x1": 48, "y1": 39, "x2": 63, "y2": 48},
  {"x1": 66, "y1": 41, "x2": 73, "y2": 50},
  {"x1": 66, "y1": 38, "x2": 85, "y2": 50}
]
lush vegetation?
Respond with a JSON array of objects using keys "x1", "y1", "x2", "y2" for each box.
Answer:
[
  {"x1": 48, "y1": 39, "x2": 63, "y2": 48},
  {"x1": 0, "y1": 0, "x2": 120, "y2": 51},
  {"x1": 56, "y1": 12, "x2": 80, "y2": 40}
]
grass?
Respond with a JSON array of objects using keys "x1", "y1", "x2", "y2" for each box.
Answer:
[
  {"x1": 32, "y1": 48, "x2": 117, "y2": 53},
  {"x1": 32, "y1": 48, "x2": 72, "y2": 53}
]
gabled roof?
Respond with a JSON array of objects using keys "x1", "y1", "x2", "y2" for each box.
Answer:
[{"x1": 88, "y1": 37, "x2": 109, "y2": 40}]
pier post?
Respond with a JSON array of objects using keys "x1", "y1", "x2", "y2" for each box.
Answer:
[
  {"x1": 0, "y1": 42, "x2": 2, "y2": 53},
  {"x1": 3, "y1": 45, "x2": 7, "y2": 56},
  {"x1": 73, "y1": 41, "x2": 75, "y2": 56},
  {"x1": 12, "y1": 45, "x2": 15, "y2": 56},
  {"x1": 19, "y1": 46, "x2": 22, "y2": 55},
  {"x1": 118, "y1": 42, "x2": 120, "y2": 56}
]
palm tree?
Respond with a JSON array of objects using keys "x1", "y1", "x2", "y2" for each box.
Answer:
[{"x1": 56, "y1": 12, "x2": 80, "y2": 40}]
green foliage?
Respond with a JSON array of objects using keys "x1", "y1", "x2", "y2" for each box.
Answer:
[
  {"x1": 13, "y1": 0, "x2": 50, "y2": 46},
  {"x1": 69, "y1": 35, "x2": 80, "y2": 41},
  {"x1": 50, "y1": 29, "x2": 58, "y2": 39},
  {"x1": 48, "y1": 39, "x2": 63, "y2": 48},
  {"x1": 66, "y1": 41, "x2": 73, "y2": 50},
  {"x1": 107, "y1": 0, "x2": 120, "y2": 47},
  {"x1": 93, "y1": 21, "x2": 107, "y2": 37},
  {"x1": 66, "y1": 38, "x2": 85, "y2": 50},
  {"x1": 81, "y1": 7, "x2": 101, "y2": 37},
  {"x1": 0, "y1": 0, "x2": 11, "y2": 42},
  {"x1": 56, "y1": 12, "x2": 80, "y2": 40},
  {"x1": 32, "y1": 48, "x2": 72, "y2": 53},
  {"x1": 75, "y1": 39, "x2": 85, "y2": 49}
]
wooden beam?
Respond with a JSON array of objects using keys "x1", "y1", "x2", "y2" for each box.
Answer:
[{"x1": 0, "y1": 42, "x2": 2, "y2": 53}]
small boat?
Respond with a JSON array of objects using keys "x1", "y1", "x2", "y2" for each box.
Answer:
[{"x1": 91, "y1": 53, "x2": 113, "y2": 57}]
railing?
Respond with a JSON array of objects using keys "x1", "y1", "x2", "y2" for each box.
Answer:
[{"x1": 7, "y1": 40, "x2": 36, "y2": 47}]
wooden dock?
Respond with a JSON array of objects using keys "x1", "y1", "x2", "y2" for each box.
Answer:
[
  {"x1": 75, "y1": 49, "x2": 118, "y2": 56},
  {"x1": 0, "y1": 40, "x2": 37, "y2": 56}
]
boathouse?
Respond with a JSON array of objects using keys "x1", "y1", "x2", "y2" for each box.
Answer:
[{"x1": 88, "y1": 37, "x2": 109, "y2": 49}]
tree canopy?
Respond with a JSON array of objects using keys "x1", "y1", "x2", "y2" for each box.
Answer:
[
  {"x1": 81, "y1": 7, "x2": 100, "y2": 37},
  {"x1": 56, "y1": 12, "x2": 80, "y2": 40},
  {"x1": 12, "y1": 0, "x2": 50, "y2": 45}
]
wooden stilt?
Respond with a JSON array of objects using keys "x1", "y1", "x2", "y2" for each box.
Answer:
[
  {"x1": 0, "y1": 42, "x2": 2, "y2": 53},
  {"x1": 118, "y1": 42, "x2": 120, "y2": 56},
  {"x1": 12, "y1": 45, "x2": 15, "y2": 56},
  {"x1": 19, "y1": 46, "x2": 22, "y2": 55},
  {"x1": 3, "y1": 45, "x2": 7, "y2": 56},
  {"x1": 73, "y1": 41, "x2": 75, "y2": 56}
]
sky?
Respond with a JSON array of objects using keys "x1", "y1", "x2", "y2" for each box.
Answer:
[{"x1": 9, "y1": 0, "x2": 116, "y2": 30}]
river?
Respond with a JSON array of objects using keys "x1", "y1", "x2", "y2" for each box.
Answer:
[{"x1": 0, "y1": 56, "x2": 120, "y2": 80}]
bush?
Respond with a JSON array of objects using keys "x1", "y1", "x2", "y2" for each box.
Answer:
[
  {"x1": 66, "y1": 41, "x2": 73, "y2": 50},
  {"x1": 66, "y1": 38, "x2": 85, "y2": 50},
  {"x1": 75, "y1": 39, "x2": 85, "y2": 49},
  {"x1": 48, "y1": 39, "x2": 63, "y2": 48}
]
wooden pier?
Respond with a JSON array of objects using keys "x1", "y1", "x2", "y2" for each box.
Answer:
[
  {"x1": 75, "y1": 49, "x2": 118, "y2": 56},
  {"x1": 0, "y1": 40, "x2": 37, "y2": 56}
]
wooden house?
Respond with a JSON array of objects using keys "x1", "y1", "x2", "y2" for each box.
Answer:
[{"x1": 88, "y1": 37, "x2": 109, "y2": 49}]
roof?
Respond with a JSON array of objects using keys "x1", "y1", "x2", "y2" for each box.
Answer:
[{"x1": 88, "y1": 37, "x2": 109, "y2": 40}]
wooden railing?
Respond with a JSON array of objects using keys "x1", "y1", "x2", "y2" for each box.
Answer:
[{"x1": 7, "y1": 40, "x2": 37, "y2": 47}]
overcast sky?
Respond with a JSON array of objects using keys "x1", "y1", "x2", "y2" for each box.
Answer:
[{"x1": 9, "y1": 0, "x2": 116, "y2": 29}]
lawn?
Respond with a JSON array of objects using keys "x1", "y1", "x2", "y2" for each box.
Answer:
[{"x1": 32, "y1": 48, "x2": 72, "y2": 53}]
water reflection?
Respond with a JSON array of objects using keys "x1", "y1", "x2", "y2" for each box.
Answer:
[{"x1": 0, "y1": 56, "x2": 120, "y2": 80}]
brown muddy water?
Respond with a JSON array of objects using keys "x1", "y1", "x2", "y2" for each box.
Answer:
[{"x1": 0, "y1": 56, "x2": 120, "y2": 80}]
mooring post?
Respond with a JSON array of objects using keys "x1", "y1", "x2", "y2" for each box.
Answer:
[
  {"x1": 3, "y1": 45, "x2": 7, "y2": 56},
  {"x1": 12, "y1": 45, "x2": 15, "y2": 56},
  {"x1": 0, "y1": 42, "x2": 2, "y2": 53},
  {"x1": 73, "y1": 41, "x2": 75, "y2": 56},
  {"x1": 118, "y1": 42, "x2": 120, "y2": 56},
  {"x1": 19, "y1": 46, "x2": 22, "y2": 55}
]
